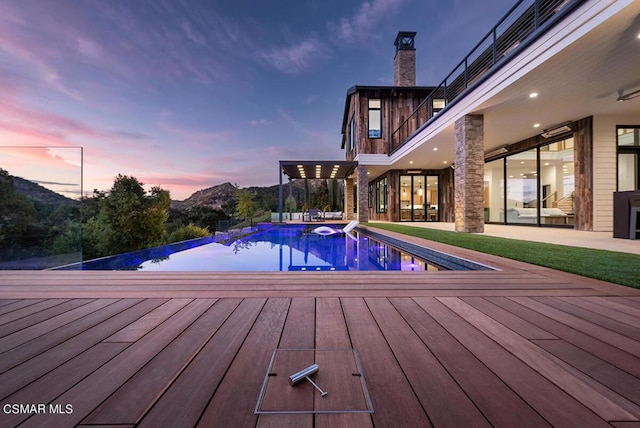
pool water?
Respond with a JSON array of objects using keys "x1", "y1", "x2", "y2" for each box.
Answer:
[{"x1": 81, "y1": 225, "x2": 448, "y2": 271}]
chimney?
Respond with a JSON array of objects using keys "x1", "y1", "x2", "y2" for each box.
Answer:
[{"x1": 394, "y1": 32, "x2": 416, "y2": 87}]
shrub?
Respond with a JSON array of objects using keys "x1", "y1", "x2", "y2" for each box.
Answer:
[{"x1": 168, "y1": 223, "x2": 211, "y2": 242}]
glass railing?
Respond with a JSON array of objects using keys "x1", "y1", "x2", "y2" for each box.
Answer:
[
  {"x1": 0, "y1": 146, "x2": 83, "y2": 269},
  {"x1": 390, "y1": 0, "x2": 585, "y2": 153}
]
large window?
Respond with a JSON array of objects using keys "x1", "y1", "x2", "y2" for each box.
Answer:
[
  {"x1": 368, "y1": 99, "x2": 381, "y2": 138},
  {"x1": 348, "y1": 116, "x2": 356, "y2": 152},
  {"x1": 540, "y1": 139, "x2": 574, "y2": 225},
  {"x1": 485, "y1": 137, "x2": 575, "y2": 226},
  {"x1": 618, "y1": 127, "x2": 640, "y2": 191},
  {"x1": 506, "y1": 148, "x2": 538, "y2": 224},
  {"x1": 374, "y1": 177, "x2": 388, "y2": 212},
  {"x1": 484, "y1": 159, "x2": 504, "y2": 222}
]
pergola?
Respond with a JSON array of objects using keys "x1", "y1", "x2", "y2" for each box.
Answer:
[{"x1": 278, "y1": 160, "x2": 358, "y2": 223}]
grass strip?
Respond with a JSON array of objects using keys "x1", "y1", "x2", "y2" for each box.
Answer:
[{"x1": 365, "y1": 223, "x2": 640, "y2": 289}]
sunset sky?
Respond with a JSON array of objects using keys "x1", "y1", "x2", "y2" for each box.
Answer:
[{"x1": 0, "y1": 0, "x2": 514, "y2": 200}]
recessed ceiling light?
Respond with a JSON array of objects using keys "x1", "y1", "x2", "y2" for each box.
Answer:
[
  {"x1": 520, "y1": 161, "x2": 525, "y2": 164},
  {"x1": 529, "y1": 92, "x2": 538, "y2": 98},
  {"x1": 409, "y1": 161, "x2": 414, "y2": 164},
  {"x1": 433, "y1": 147, "x2": 438, "y2": 151},
  {"x1": 533, "y1": 123, "x2": 540, "y2": 128},
  {"x1": 637, "y1": 32, "x2": 640, "y2": 39},
  {"x1": 509, "y1": 175, "x2": 514, "y2": 178},
  {"x1": 443, "y1": 161, "x2": 448, "y2": 164}
]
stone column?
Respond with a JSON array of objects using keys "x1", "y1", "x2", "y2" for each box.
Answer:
[
  {"x1": 345, "y1": 178, "x2": 355, "y2": 221},
  {"x1": 454, "y1": 115, "x2": 485, "y2": 233},
  {"x1": 356, "y1": 165, "x2": 369, "y2": 222}
]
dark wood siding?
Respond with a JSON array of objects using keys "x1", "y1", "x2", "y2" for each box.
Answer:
[{"x1": 574, "y1": 116, "x2": 593, "y2": 231}]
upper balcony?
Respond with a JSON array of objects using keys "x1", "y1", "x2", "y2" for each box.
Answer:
[{"x1": 390, "y1": 0, "x2": 587, "y2": 154}]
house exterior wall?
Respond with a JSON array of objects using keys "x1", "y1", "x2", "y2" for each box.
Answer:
[
  {"x1": 592, "y1": 114, "x2": 640, "y2": 232},
  {"x1": 343, "y1": 87, "x2": 433, "y2": 160}
]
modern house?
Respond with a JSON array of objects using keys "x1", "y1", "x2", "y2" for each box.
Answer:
[{"x1": 341, "y1": 0, "x2": 640, "y2": 234}]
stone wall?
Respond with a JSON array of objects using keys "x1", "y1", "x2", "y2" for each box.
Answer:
[
  {"x1": 454, "y1": 115, "x2": 485, "y2": 233},
  {"x1": 345, "y1": 178, "x2": 355, "y2": 221},
  {"x1": 394, "y1": 49, "x2": 416, "y2": 87},
  {"x1": 356, "y1": 165, "x2": 369, "y2": 222}
]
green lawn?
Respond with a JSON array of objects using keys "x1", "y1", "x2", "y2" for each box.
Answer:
[{"x1": 365, "y1": 223, "x2": 640, "y2": 289}]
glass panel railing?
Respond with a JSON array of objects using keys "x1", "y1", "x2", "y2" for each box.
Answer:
[
  {"x1": 0, "y1": 146, "x2": 83, "y2": 269},
  {"x1": 390, "y1": 0, "x2": 585, "y2": 153}
]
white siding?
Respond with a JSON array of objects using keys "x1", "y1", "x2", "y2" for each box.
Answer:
[{"x1": 592, "y1": 115, "x2": 640, "y2": 231}]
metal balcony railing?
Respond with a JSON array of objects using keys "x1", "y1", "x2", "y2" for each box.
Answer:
[{"x1": 390, "y1": 0, "x2": 585, "y2": 153}]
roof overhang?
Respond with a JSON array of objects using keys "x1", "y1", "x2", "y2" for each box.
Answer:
[
  {"x1": 373, "y1": 0, "x2": 640, "y2": 172},
  {"x1": 280, "y1": 160, "x2": 357, "y2": 180}
]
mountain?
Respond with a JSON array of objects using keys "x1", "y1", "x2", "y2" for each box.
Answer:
[
  {"x1": 171, "y1": 182, "x2": 237, "y2": 211},
  {"x1": 12, "y1": 176, "x2": 78, "y2": 206},
  {"x1": 171, "y1": 180, "x2": 328, "y2": 212}
]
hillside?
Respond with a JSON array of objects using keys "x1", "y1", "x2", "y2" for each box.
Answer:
[
  {"x1": 172, "y1": 180, "x2": 328, "y2": 212},
  {"x1": 12, "y1": 176, "x2": 78, "y2": 206}
]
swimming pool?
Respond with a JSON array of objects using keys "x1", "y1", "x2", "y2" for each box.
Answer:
[{"x1": 79, "y1": 225, "x2": 493, "y2": 272}]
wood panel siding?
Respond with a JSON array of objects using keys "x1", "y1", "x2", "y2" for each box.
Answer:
[
  {"x1": 574, "y1": 116, "x2": 593, "y2": 231},
  {"x1": 342, "y1": 87, "x2": 433, "y2": 158},
  {"x1": 440, "y1": 166, "x2": 455, "y2": 222}
]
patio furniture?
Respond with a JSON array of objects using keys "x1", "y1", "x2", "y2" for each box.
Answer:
[
  {"x1": 303, "y1": 209, "x2": 325, "y2": 222},
  {"x1": 323, "y1": 211, "x2": 343, "y2": 220}
]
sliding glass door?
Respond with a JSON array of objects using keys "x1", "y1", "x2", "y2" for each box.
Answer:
[
  {"x1": 484, "y1": 137, "x2": 575, "y2": 226},
  {"x1": 399, "y1": 174, "x2": 438, "y2": 221}
]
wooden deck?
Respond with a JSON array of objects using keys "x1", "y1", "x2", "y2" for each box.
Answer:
[{"x1": 0, "y1": 233, "x2": 639, "y2": 427}]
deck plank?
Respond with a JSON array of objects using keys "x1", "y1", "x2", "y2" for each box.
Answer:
[
  {"x1": 315, "y1": 297, "x2": 373, "y2": 428},
  {"x1": 103, "y1": 298, "x2": 193, "y2": 342},
  {"x1": 512, "y1": 297, "x2": 640, "y2": 356},
  {"x1": 18, "y1": 299, "x2": 216, "y2": 428},
  {"x1": 0, "y1": 298, "x2": 109, "y2": 351},
  {"x1": 0, "y1": 299, "x2": 162, "y2": 400},
  {"x1": 0, "y1": 299, "x2": 92, "y2": 338},
  {"x1": 415, "y1": 297, "x2": 612, "y2": 427},
  {"x1": 391, "y1": 297, "x2": 550, "y2": 427},
  {"x1": 438, "y1": 297, "x2": 638, "y2": 423},
  {"x1": 341, "y1": 297, "x2": 432, "y2": 427},
  {"x1": 0, "y1": 299, "x2": 148, "y2": 375},
  {"x1": 138, "y1": 298, "x2": 266, "y2": 428},
  {"x1": 2, "y1": 342, "x2": 129, "y2": 427},
  {"x1": 608, "y1": 296, "x2": 640, "y2": 309},
  {"x1": 257, "y1": 298, "x2": 314, "y2": 428},
  {"x1": 533, "y1": 339, "x2": 640, "y2": 408},
  {"x1": 587, "y1": 296, "x2": 640, "y2": 319},
  {"x1": 558, "y1": 297, "x2": 640, "y2": 329},
  {"x1": 0, "y1": 298, "x2": 69, "y2": 327},
  {"x1": 460, "y1": 296, "x2": 557, "y2": 339},
  {"x1": 83, "y1": 299, "x2": 246, "y2": 425},
  {"x1": 366, "y1": 297, "x2": 491, "y2": 427},
  {"x1": 0, "y1": 299, "x2": 44, "y2": 316},
  {"x1": 535, "y1": 296, "x2": 640, "y2": 340},
  {"x1": 196, "y1": 298, "x2": 290, "y2": 428},
  {"x1": 0, "y1": 299, "x2": 19, "y2": 308},
  {"x1": 488, "y1": 296, "x2": 640, "y2": 378}
]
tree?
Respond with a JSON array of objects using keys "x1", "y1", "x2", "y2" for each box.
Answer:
[
  {"x1": 235, "y1": 186, "x2": 257, "y2": 224},
  {"x1": 311, "y1": 179, "x2": 330, "y2": 210},
  {"x1": 83, "y1": 175, "x2": 170, "y2": 257},
  {"x1": 0, "y1": 168, "x2": 37, "y2": 251}
]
